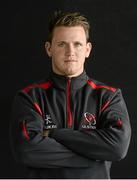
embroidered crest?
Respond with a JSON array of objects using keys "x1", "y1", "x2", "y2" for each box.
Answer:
[{"x1": 82, "y1": 112, "x2": 96, "y2": 129}]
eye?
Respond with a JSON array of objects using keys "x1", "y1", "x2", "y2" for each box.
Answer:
[
  {"x1": 57, "y1": 42, "x2": 66, "y2": 47},
  {"x1": 74, "y1": 42, "x2": 82, "y2": 47}
]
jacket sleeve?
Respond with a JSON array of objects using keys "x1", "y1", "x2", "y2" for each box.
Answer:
[
  {"x1": 50, "y1": 89, "x2": 131, "y2": 161},
  {"x1": 10, "y1": 91, "x2": 93, "y2": 168}
]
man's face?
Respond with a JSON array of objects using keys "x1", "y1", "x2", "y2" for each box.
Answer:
[{"x1": 45, "y1": 26, "x2": 92, "y2": 77}]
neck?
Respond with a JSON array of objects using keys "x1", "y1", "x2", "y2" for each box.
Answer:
[{"x1": 52, "y1": 69, "x2": 84, "y2": 78}]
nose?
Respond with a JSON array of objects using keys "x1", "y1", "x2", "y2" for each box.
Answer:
[{"x1": 65, "y1": 44, "x2": 75, "y2": 57}]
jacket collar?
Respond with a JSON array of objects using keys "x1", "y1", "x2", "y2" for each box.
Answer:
[{"x1": 49, "y1": 71, "x2": 89, "y2": 90}]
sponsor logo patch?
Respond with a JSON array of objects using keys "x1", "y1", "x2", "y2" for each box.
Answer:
[{"x1": 44, "y1": 114, "x2": 57, "y2": 129}]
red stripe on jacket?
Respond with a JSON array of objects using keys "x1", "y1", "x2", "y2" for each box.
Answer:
[
  {"x1": 100, "y1": 100, "x2": 111, "y2": 113},
  {"x1": 34, "y1": 102, "x2": 43, "y2": 116},
  {"x1": 23, "y1": 81, "x2": 52, "y2": 93},
  {"x1": 67, "y1": 79, "x2": 73, "y2": 128},
  {"x1": 22, "y1": 121, "x2": 30, "y2": 140},
  {"x1": 87, "y1": 80, "x2": 116, "y2": 92}
]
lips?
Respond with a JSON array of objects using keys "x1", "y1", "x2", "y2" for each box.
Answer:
[{"x1": 64, "y1": 60, "x2": 77, "y2": 62}]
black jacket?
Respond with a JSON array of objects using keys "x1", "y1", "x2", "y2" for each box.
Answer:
[{"x1": 10, "y1": 71, "x2": 131, "y2": 179}]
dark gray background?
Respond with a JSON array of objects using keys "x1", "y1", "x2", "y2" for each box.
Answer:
[{"x1": 0, "y1": 0, "x2": 137, "y2": 178}]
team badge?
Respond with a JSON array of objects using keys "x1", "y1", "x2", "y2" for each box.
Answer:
[{"x1": 82, "y1": 112, "x2": 96, "y2": 129}]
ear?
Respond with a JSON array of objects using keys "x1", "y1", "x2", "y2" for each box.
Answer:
[
  {"x1": 85, "y1": 42, "x2": 92, "y2": 58},
  {"x1": 45, "y1": 41, "x2": 52, "y2": 57}
]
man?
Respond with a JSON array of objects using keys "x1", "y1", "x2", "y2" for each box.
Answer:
[{"x1": 10, "y1": 11, "x2": 131, "y2": 179}]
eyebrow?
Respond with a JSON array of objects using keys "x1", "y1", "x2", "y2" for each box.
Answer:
[{"x1": 57, "y1": 41, "x2": 83, "y2": 44}]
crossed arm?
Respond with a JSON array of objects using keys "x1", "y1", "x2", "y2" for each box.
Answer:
[
  {"x1": 10, "y1": 90, "x2": 131, "y2": 168},
  {"x1": 10, "y1": 92, "x2": 92, "y2": 168}
]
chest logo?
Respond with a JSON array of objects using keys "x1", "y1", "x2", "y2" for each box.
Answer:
[
  {"x1": 82, "y1": 112, "x2": 96, "y2": 129},
  {"x1": 44, "y1": 114, "x2": 57, "y2": 129}
]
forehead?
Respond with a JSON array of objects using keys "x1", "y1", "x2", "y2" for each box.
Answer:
[{"x1": 52, "y1": 26, "x2": 87, "y2": 42}]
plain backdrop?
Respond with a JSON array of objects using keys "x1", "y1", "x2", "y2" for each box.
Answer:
[{"x1": 0, "y1": 0, "x2": 137, "y2": 178}]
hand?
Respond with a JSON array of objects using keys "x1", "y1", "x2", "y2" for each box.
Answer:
[{"x1": 43, "y1": 130, "x2": 50, "y2": 137}]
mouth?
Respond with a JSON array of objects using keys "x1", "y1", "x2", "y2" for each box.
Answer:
[{"x1": 64, "y1": 60, "x2": 77, "y2": 62}]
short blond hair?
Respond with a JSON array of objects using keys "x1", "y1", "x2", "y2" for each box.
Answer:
[{"x1": 48, "y1": 11, "x2": 90, "y2": 42}]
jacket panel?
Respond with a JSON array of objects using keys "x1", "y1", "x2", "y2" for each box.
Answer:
[
  {"x1": 10, "y1": 71, "x2": 131, "y2": 178},
  {"x1": 51, "y1": 88, "x2": 131, "y2": 161},
  {"x1": 10, "y1": 88, "x2": 94, "y2": 168}
]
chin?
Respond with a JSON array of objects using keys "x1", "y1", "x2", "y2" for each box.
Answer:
[{"x1": 64, "y1": 69, "x2": 81, "y2": 77}]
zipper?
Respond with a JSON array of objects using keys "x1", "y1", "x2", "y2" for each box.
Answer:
[{"x1": 67, "y1": 79, "x2": 73, "y2": 128}]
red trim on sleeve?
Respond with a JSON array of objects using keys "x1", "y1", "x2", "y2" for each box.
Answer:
[
  {"x1": 22, "y1": 122, "x2": 30, "y2": 140},
  {"x1": 23, "y1": 81, "x2": 52, "y2": 93},
  {"x1": 34, "y1": 102, "x2": 43, "y2": 116},
  {"x1": 100, "y1": 100, "x2": 111, "y2": 113},
  {"x1": 117, "y1": 119, "x2": 123, "y2": 128},
  {"x1": 87, "y1": 80, "x2": 116, "y2": 92}
]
